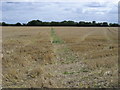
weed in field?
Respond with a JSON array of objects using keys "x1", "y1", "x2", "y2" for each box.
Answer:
[
  {"x1": 63, "y1": 71, "x2": 74, "y2": 75},
  {"x1": 80, "y1": 68, "x2": 89, "y2": 72},
  {"x1": 51, "y1": 28, "x2": 64, "y2": 44}
]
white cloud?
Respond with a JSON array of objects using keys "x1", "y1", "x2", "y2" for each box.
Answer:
[{"x1": 1, "y1": 1, "x2": 118, "y2": 23}]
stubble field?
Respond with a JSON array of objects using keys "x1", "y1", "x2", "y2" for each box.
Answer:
[{"x1": 2, "y1": 26, "x2": 119, "y2": 88}]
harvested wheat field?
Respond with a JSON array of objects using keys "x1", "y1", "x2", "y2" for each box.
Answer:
[{"x1": 2, "y1": 26, "x2": 118, "y2": 88}]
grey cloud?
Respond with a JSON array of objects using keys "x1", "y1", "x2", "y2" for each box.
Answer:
[
  {"x1": 6, "y1": 2, "x2": 13, "y2": 3},
  {"x1": 6, "y1": 2, "x2": 20, "y2": 4}
]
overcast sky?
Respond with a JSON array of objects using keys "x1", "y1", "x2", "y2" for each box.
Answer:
[{"x1": 0, "y1": 0, "x2": 119, "y2": 23}]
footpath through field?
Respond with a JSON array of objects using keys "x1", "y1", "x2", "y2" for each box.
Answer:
[{"x1": 44, "y1": 27, "x2": 118, "y2": 88}]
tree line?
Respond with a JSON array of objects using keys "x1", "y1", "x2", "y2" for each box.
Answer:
[{"x1": 0, "y1": 20, "x2": 119, "y2": 27}]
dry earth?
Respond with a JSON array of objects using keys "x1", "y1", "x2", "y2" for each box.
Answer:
[{"x1": 2, "y1": 27, "x2": 119, "y2": 88}]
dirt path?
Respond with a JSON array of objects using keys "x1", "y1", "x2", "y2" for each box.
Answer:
[{"x1": 44, "y1": 28, "x2": 91, "y2": 88}]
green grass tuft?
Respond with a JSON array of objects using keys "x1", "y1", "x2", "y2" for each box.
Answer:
[
  {"x1": 51, "y1": 28, "x2": 64, "y2": 44},
  {"x1": 63, "y1": 71, "x2": 74, "y2": 75}
]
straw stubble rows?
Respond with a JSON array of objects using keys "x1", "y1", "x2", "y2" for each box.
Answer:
[{"x1": 2, "y1": 27, "x2": 118, "y2": 88}]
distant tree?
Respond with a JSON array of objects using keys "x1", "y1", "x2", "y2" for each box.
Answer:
[
  {"x1": 27, "y1": 20, "x2": 42, "y2": 26},
  {"x1": 92, "y1": 21, "x2": 96, "y2": 24},
  {"x1": 60, "y1": 21, "x2": 68, "y2": 26},
  {"x1": 85, "y1": 22, "x2": 92, "y2": 26},
  {"x1": 0, "y1": 22, "x2": 2, "y2": 26},
  {"x1": 50, "y1": 21, "x2": 60, "y2": 26},
  {"x1": 78, "y1": 21, "x2": 86, "y2": 26},
  {"x1": 2, "y1": 22, "x2": 8, "y2": 26},
  {"x1": 23, "y1": 23, "x2": 27, "y2": 26},
  {"x1": 92, "y1": 21, "x2": 96, "y2": 26},
  {"x1": 15, "y1": 22, "x2": 22, "y2": 26},
  {"x1": 96, "y1": 23, "x2": 102, "y2": 26},
  {"x1": 1, "y1": 20, "x2": 119, "y2": 27},
  {"x1": 109, "y1": 23, "x2": 119, "y2": 27},
  {"x1": 102, "y1": 22, "x2": 108, "y2": 26},
  {"x1": 67, "y1": 21, "x2": 77, "y2": 26},
  {"x1": 42, "y1": 22, "x2": 50, "y2": 26}
]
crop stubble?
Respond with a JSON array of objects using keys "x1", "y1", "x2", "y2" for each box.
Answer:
[{"x1": 2, "y1": 27, "x2": 118, "y2": 88}]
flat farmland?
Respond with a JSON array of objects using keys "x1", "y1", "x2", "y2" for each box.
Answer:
[
  {"x1": 2, "y1": 27, "x2": 118, "y2": 88},
  {"x1": 2, "y1": 27, "x2": 55, "y2": 88}
]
